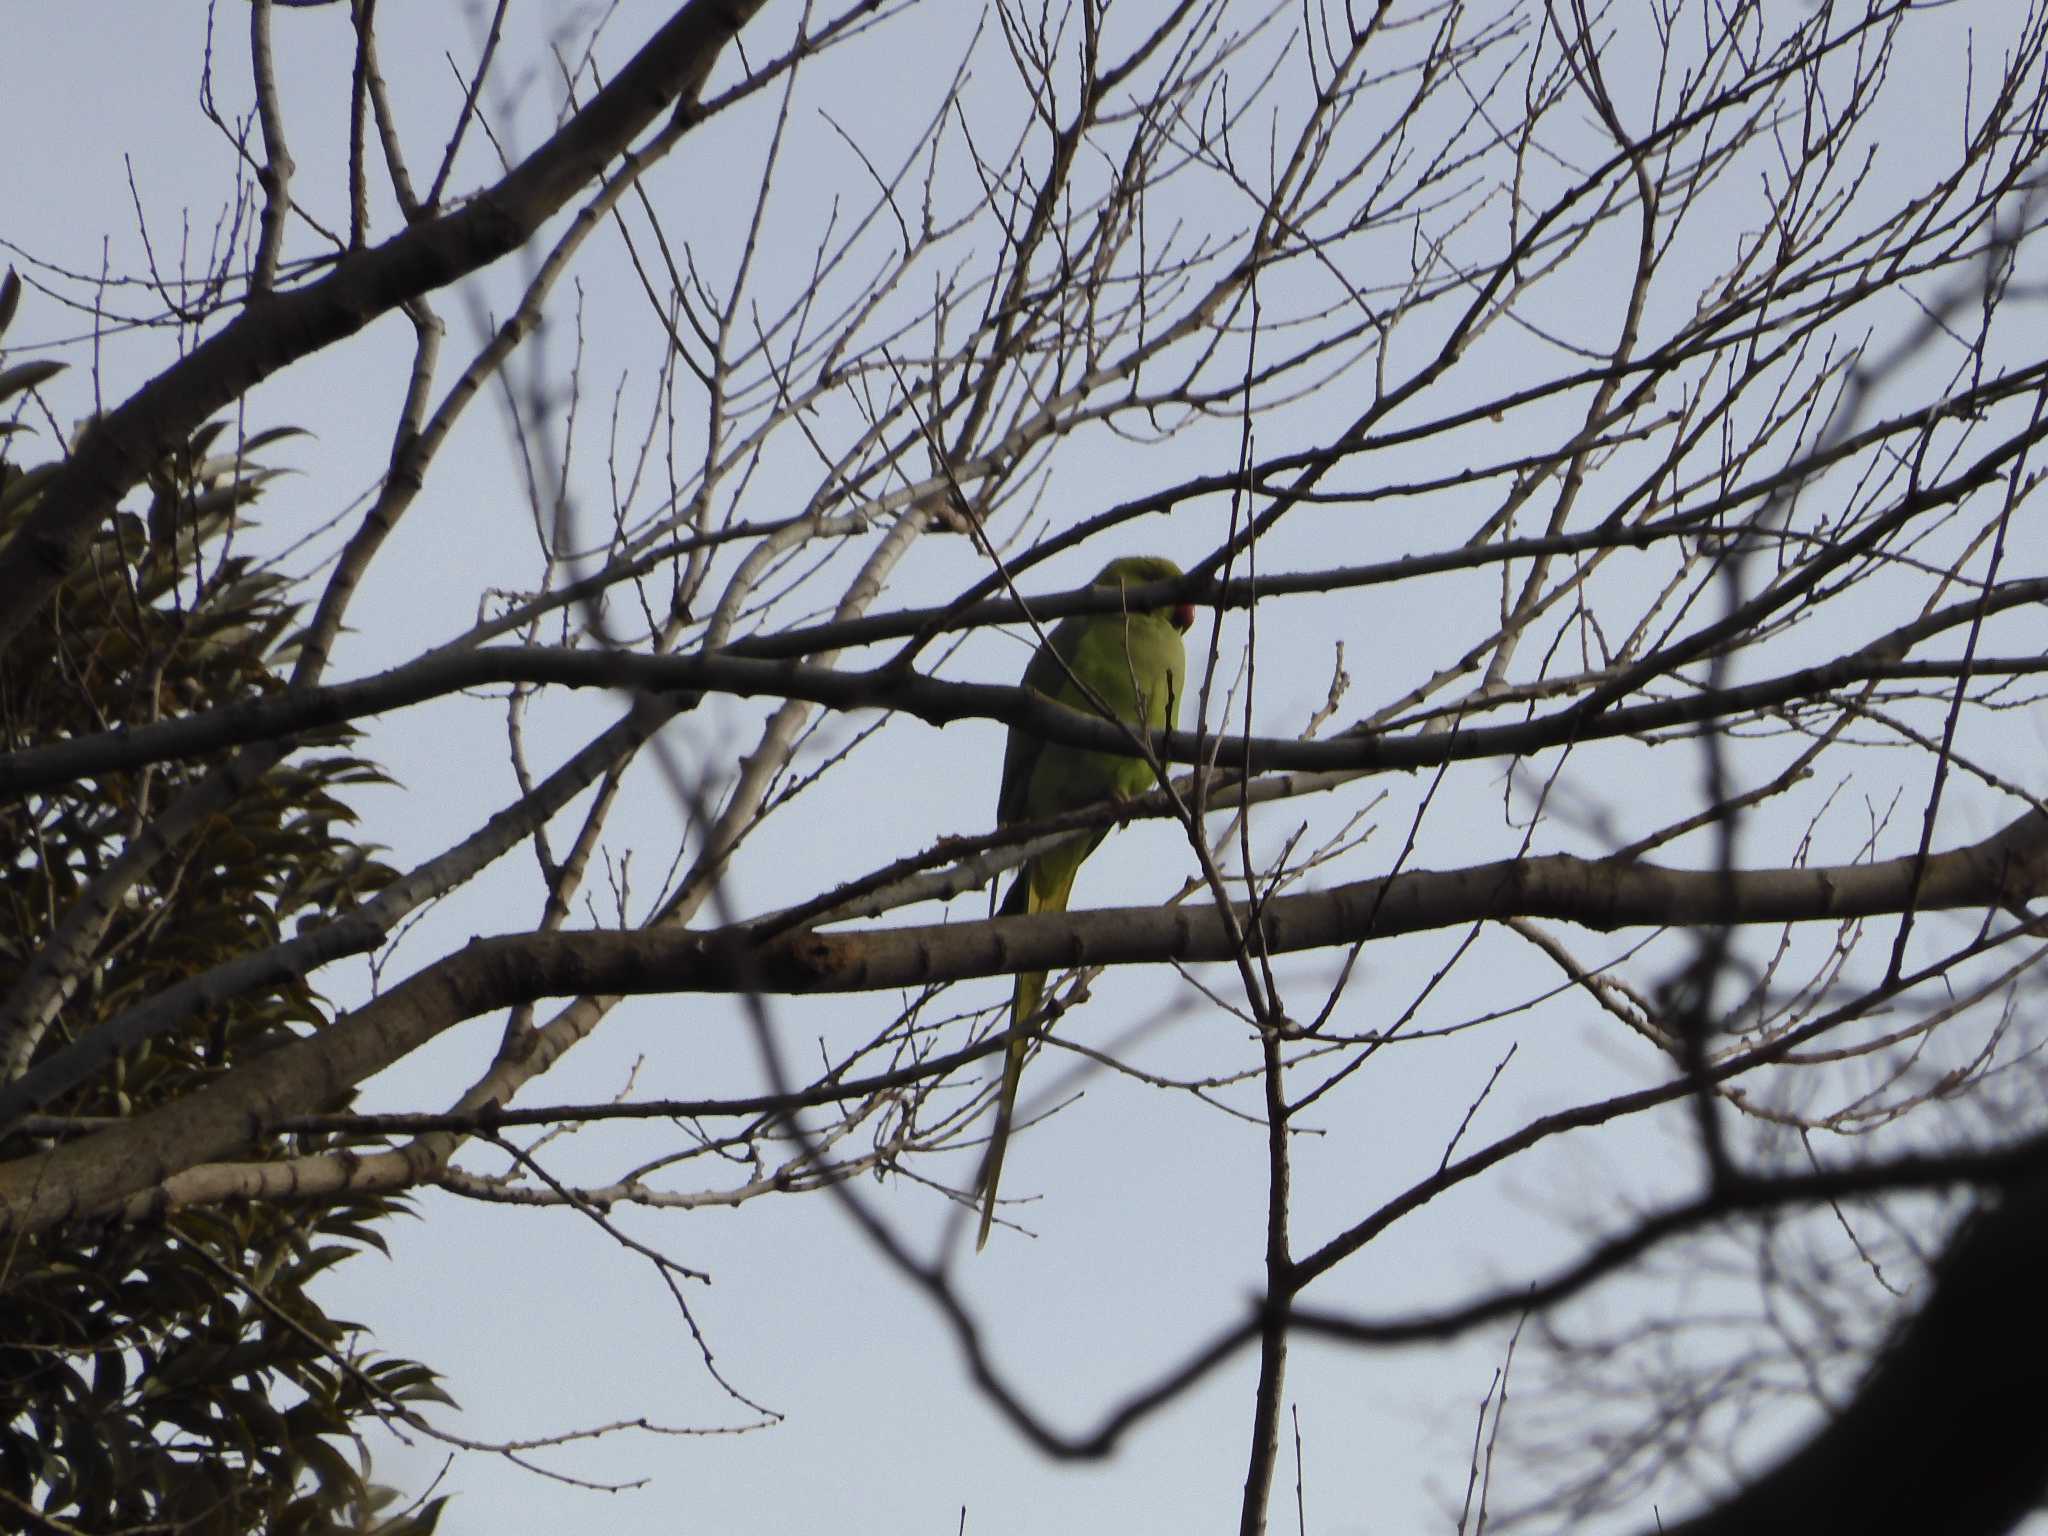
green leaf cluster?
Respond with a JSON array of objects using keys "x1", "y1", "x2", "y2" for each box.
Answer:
[{"x1": 0, "y1": 271, "x2": 450, "y2": 1536}]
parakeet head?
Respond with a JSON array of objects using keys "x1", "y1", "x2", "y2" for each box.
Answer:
[{"x1": 1090, "y1": 555, "x2": 1194, "y2": 632}]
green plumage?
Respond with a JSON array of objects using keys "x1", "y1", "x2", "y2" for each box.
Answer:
[{"x1": 977, "y1": 555, "x2": 1192, "y2": 1249}]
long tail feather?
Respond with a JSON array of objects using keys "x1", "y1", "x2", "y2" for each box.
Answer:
[
  {"x1": 974, "y1": 858, "x2": 1077, "y2": 1249},
  {"x1": 975, "y1": 967, "x2": 1042, "y2": 1249}
]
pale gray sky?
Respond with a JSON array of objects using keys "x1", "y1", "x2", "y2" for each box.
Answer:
[{"x1": 8, "y1": 3, "x2": 2048, "y2": 1532}]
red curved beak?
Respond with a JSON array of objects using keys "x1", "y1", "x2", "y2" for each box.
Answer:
[{"x1": 1172, "y1": 601, "x2": 1196, "y2": 632}]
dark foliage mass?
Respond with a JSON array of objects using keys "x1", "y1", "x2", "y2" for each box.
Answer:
[{"x1": 0, "y1": 273, "x2": 446, "y2": 1536}]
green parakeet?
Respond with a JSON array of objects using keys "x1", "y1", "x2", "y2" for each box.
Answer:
[{"x1": 977, "y1": 555, "x2": 1194, "y2": 1249}]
